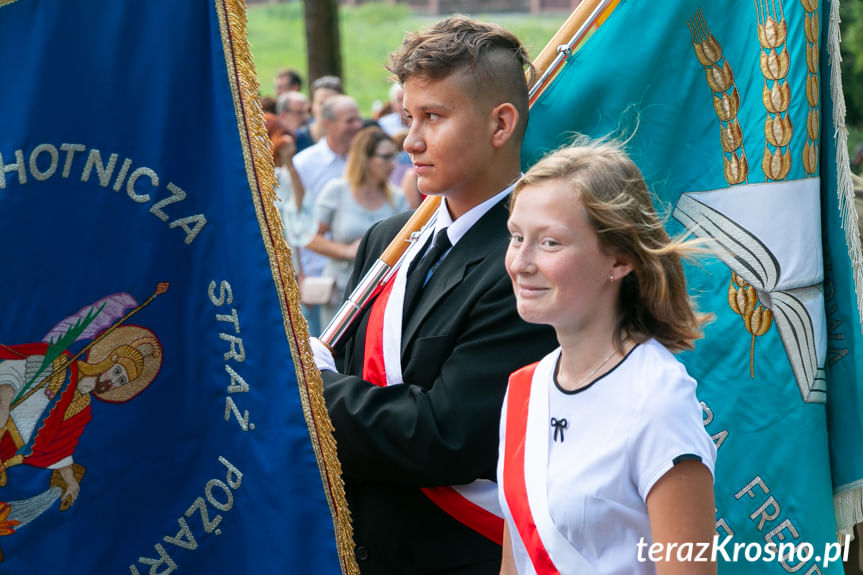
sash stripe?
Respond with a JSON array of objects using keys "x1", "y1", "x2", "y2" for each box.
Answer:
[
  {"x1": 503, "y1": 363, "x2": 560, "y2": 574},
  {"x1": 421, "y1": 486, "x2": 503, "y2": 544},
  {"x1": 361, "y1": 280, "x2": 394, "y2": 387},
  {"x1": 362, "y1": 269, "x2": 504, "y2": 544}
]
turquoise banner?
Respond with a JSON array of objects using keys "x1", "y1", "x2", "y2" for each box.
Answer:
[{"x1": 524, "y1": 0, "x2": 863, "y2": 572}]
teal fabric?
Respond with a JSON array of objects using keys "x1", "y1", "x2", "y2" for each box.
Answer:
[{"x1": 523, "y1": 0, "x2": 862, "y2": 572}]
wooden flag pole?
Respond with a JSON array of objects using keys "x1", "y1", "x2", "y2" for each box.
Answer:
[
  {"x1": 320, "y1": 197, "x2": 441, "y2": 347},
  {"x1": 529, "y1": 0, "x2": 619, "y2": 105}
]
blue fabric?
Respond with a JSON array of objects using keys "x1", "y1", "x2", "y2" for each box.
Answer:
[
  {"x1": 0, "y1": 1, "x2": 341, "y2": 572},
  {"x1": 523, "y1": 0, "x2": 862, "y2": 572}
]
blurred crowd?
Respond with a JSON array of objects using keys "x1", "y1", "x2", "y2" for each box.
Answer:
[{"x1": 261, "y1": 68, "x2": 421, "y2": 335}]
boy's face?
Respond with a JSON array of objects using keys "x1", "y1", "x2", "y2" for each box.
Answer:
[{"x1": 402, "y1": 72, "x2": 495, "y2": 209}]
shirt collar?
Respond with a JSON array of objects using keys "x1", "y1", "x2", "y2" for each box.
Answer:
[
  {"x1": 435, "y1": 179, "x2": 519, "y2": 246},
  {"x1": 319, "y1": 138, "x2": 344, "y2": 164}
]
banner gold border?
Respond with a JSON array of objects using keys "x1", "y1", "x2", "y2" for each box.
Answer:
[{"x1": 213, "y1": 1, "x2": 357, "y2": 572}]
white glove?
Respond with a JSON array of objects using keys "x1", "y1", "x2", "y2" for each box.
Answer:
[{"x1": 310, "y1": 337, "x2": 337, "y2": 373}]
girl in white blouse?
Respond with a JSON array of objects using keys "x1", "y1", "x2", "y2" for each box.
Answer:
[{"x1": 500, "y1": 139, "x2": 716, "y2": 575}]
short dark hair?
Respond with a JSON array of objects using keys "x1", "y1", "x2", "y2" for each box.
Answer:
[
  {"x1": 388, "y1": 15, "x2": 533, "y2": 137},
  {"x1": 260, "y1": 96, "x2": 277, "y2": 114},
  {"x1": 275, "y1": 68, "x2": 303, "y2": 91}
]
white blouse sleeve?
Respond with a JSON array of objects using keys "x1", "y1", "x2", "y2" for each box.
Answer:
[{"x1": 628, "y1": 362, "x2": 717, "y2": 501}]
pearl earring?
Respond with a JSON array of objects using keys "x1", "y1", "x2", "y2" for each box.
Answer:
[{"x1": 608, "y1": 275, "x2": 615, "y2": 282}]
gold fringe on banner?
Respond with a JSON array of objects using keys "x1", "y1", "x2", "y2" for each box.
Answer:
[{"x1": 214, "y1": 1, "x2": 358, "y2": 572}]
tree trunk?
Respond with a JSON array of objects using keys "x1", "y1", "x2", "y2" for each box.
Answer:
[{"x1": 303, "y1": 0, "x2": 342, "y2": 87}]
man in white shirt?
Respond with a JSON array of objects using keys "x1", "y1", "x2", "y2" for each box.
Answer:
[{"x1": 293, "y1": 94, "x2": 362, "y2": 335}]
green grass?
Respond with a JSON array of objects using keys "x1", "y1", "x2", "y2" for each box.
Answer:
[{"x1": 246, "y1": 2, "x2": 569, "y2": 116}]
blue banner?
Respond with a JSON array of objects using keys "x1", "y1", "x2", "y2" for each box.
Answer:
[
  {"x1": 524, "y1": 0, "x2": 863, "y2": 572},
  {"x1": 0, "y1": 0, "x2": 345, "y2": 573}
]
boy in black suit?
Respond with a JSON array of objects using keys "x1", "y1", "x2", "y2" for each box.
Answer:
[{"x1": 312, "y1": 16, "x2": 558, "y2": 574}]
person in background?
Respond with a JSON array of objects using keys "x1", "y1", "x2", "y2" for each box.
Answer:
[
  {"x1": 378, "y1": 84, "x2": 414, "y2": 200},
  {"x1": 307, "y1": 127, "x2": 409, "y2": 327},
  {"x1": 377, "y1": 82, "x2": 408, "y2": 137},
  {"x1": 266, "y1": 115, "x2": 314, "y2": 279},
  {"x1": 260, "y1": 96, "x2": 277, "y2": 115},
  {"x1": 400, "y1": 165, "x2": 423, "y2": 209},
  {"x1": 499, "y1": 140, "x2": 716, "y2": 575},
  {"x1": 310, "y1": 16, "x2": 558, "y2": 574},
  {"x1": 387, "y1": 129, "x2": 412, "y2": 195},
  {"x1": 276, "y1": 91, "x2": 310, "y2": 136},
  {"x1": 296, "y1": 75, "x2": 344, "y2": 152},
  {"x1": 293, "y1": 94, "x2": 363, "y2": 336},
  {"x1": 274, "y1": 67, "x2": 303, "y2": 95}
]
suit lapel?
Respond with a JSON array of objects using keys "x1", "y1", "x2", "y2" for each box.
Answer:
[{"x1": 401, "y1": 197, "x2": 511, "y2": 353}]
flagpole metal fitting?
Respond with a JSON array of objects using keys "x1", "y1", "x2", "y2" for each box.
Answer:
[
  {"x1": 320, "y1": 259, "x2": 391, "y2": 347},
  {"x1": 528, "y1": 0, "x2": 616, "y2": 103}
]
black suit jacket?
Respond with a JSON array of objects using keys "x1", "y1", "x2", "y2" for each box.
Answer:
[{"x1": 322, "y1": 196, "x2": 558, "y2": 574}]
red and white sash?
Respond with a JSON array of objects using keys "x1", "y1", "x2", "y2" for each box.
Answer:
[
  {"x1": 500, "y1": 352, "x2": 598, "y2": 574},
  {"x1": 362, "y1": 227, "x2": 505, "y2": 544}
]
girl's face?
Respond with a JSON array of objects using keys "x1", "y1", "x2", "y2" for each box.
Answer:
[{"x1": 505, "y1": 179, "x2": 631, "y2": 335}]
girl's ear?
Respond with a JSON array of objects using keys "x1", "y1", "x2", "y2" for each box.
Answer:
[{"x1": 610, "y1": 254, "x2": 633, "y2": 282}]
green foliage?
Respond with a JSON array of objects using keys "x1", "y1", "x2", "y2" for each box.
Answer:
[
  {"x1": 841, "y1": 1, "x2": 863, "y2": 154},
  {"x1": 15, "y1": 302, "x2": 105, "y2": 402},
  {"x1": 248, "y1": 1, "x2": 863, "y2": 163},
  {"x1": 246, "y1": 1, "x2": 567, "y2": 115},
  {"x1": 246, "y1": 3, "x2": 307, "y2": 97}
]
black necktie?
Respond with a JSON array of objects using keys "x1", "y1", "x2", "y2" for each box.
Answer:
[{"x1": 403, "y1": 228, "x2": 451, "y2": 320}]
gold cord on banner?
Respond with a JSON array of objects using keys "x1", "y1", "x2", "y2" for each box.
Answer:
[{"x1": 214, "y1": 1, "x2": 358, "y2": 573}]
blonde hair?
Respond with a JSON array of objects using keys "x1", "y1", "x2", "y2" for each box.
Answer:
[
  {"x1": 345, "y1": 126, "x2": 395, "y2": 206},
  {"x1": 512, "y1": 139, "x2": 711, "y2": 352}
]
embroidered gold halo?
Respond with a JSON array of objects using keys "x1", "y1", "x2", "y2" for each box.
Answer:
[{"x1": 86, "y1": 325, "x2": 163, "y2": 403}]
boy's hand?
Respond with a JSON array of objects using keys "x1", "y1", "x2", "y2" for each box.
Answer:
[{"x1": 310, "y1": 337, "x2": 336, "y2": 373}]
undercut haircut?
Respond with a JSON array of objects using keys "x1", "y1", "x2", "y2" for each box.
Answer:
[{"x1": 388, "y1": 15, "x2": 534, "y2": 138}]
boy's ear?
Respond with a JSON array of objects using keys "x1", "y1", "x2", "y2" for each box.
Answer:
[{"x1": 489, "y1": 102, "x2": 519, "y2": 148}]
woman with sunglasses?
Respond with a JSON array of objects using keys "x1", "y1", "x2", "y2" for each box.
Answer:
[{"x1": 307, "y1": 126, "x2": 409, "y2": 327}]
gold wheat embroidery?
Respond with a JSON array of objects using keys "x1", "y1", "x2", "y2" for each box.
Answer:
[
  {"x1": 756, "y1": 0, "x2": 793, "y2": 180},
  {"x1": 690, "y1": 9, "x2": 774, "y2": 378},
  {"x1": 801, "y1": 0, "x2": 820, "y2": 174},
  {"x1": 689, "y1": 9, "x2": 749, "y2": 185},
  {"x1": 728, "y1": 272, "x2": 773, "y2": 377}
]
